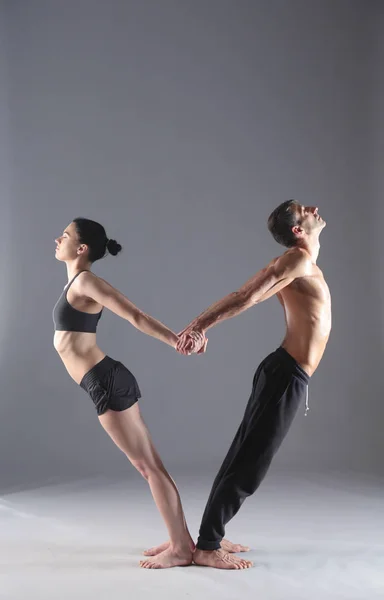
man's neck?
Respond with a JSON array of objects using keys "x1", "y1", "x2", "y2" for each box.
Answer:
[{"x1": 297, "y1": 238, "x2": 320, "y2": 263}]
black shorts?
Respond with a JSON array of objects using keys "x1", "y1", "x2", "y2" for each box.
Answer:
[{"x1": 80, "y1": 356, "x2": 141, "y2": 416}]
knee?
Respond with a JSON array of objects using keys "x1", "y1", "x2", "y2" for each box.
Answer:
[{"x1": 131, "y1": 459, "x2": 158, "y2": 481}]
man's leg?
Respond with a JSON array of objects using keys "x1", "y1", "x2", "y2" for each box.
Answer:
[
  {"x1": 196, "y1": 411, "x2": 280, "y2": 549},
  {"x1": 195, "y1": 362, "x2": 266, "y2": 544},
  {"x1": 194, "y1": 357, "x2": 307, "y2": 569}
]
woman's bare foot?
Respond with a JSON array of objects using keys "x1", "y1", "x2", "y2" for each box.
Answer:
[
  {"x1": 140, "y1": 545, "x2": 193, "y2": 569},
  {"x1": 193, "y1": 548, "x2": 253, "y2": 570},
  {"x1": 143, "y1": 540, "x2": 170, "y2": 556},
  {"x1": 143, "y1": 537, "x2": 248, "y2": 557}
]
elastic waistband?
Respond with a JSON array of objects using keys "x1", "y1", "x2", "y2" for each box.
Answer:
[
  {"x1": 80, "y1": 355, "x2": 115, "y2": 389},
  {"x1": 275, "y1": 347, "x2": 310, "y2": 384}
]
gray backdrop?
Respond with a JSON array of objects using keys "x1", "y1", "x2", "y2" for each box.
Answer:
[
  {"x1": 0, "y1": 0, "x2": 382, "y2": 492},
  {"x1": 375, "y1": 6, "x2": 384, "y2": 352}
]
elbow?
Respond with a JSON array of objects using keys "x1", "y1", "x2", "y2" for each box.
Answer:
[
  {"x1": 132, "y1": 311, "x2": 150, "y2": 331},
  {"x1": 127, "y1": 309, "x2": 143, "y2": 329}
]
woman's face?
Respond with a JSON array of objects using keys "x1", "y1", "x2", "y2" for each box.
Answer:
[{"x1": 55, "y1": 222, "x2": 81, "y2": 262}]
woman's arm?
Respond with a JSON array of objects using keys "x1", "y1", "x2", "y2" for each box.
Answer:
[{"x1": 77, "y1": 272, "x2": 178, "y2": 348}]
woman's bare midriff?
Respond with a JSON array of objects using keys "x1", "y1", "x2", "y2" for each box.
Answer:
[{"x1": 53, "y1": 331, "x2": 106, "y2": 384}]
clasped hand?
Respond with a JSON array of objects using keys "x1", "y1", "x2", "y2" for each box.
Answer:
[{"x1": 176, "y1": 325, "x2": 208, "y2": 356}]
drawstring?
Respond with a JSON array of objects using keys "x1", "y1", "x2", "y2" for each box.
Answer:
[{"x1": 304, "y1": 385, "x2": 309, "y2": 416}]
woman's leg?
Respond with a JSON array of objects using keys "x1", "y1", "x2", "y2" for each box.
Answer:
[{"x1": 98, "y1": 402, "x2": 194, "y2": 569}]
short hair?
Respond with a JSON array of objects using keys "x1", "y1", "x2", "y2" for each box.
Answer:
[{"x1": 267, "y1": 200, "x2": 300, "y2": 247}]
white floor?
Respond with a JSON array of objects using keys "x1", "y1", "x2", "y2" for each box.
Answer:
[{"x1": 1, "y1": 470, "x2": 383, "y2": 600}]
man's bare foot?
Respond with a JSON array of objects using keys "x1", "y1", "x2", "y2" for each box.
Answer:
[
  {"x1": 193, "y1": 548, "x2": 253, "y2": 570},
  {"x1": 140, "y1": 546, "x2": 193, "y2": 569},
  {"x1": 143, "y1": 538, "x2": 248, "y2": 557},
  {"x1": 220, "y1": 539, "x2": 250, "y2": 553}
]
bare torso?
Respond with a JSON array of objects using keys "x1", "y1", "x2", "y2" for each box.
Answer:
[
  {"x1": 53, "y1": 281, "x2": 105, "y2": 384},
  {"x1": 274, "y1": 257, "x2": 331, "y2": 376}
]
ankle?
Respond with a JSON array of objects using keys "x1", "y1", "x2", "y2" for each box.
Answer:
[{"x1": 169, "y1": 541, "x2": 193, "y2": 554}]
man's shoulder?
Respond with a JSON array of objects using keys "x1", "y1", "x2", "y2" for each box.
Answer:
[{"x1": 274, "y1": 248, "x2": 311, "y2": 277}]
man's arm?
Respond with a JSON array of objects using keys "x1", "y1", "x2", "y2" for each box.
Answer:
[{"x1": 181, "y1": 248, "x2": 311, "y2": 337}]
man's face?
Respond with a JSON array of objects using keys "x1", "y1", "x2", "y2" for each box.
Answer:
[{"x1": 294, "y1": 203, "x2": 326, "y2": 235}]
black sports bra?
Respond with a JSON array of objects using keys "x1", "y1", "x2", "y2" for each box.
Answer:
[{"x1": 52, "y1": 270, "x2": 102, "y2": 333}]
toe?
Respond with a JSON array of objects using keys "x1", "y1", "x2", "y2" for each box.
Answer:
[{"x1": 238, "y1": 560, "x2": 248, "y2": 568}]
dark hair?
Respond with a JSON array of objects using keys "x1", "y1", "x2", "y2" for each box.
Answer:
[
  {"x1": 267, "y1": 200, "x2": 300, "y2": 247},
  {"x1": 73, "y1": 218, "x2": 122, "y2": 262}
]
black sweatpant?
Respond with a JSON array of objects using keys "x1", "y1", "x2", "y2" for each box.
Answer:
[{"x1": 196, "y1": 346, "x2": 310, "y2": 551}]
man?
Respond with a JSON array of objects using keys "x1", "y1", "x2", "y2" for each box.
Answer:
[
  {"x1": 143, "y1": 200, "x2": 330, "y2": 569},
  {"x1": 180, "y1": 200, "x2": 330, "y2": 569}
]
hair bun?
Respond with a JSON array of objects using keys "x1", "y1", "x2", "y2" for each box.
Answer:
[{"x1": 106, "y1": 238, "x2": 122, "y2": 256}]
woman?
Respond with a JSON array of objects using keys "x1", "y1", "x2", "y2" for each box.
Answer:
[{"x1": 53, "y1": 217, "x2": 202, "y2": 569}]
